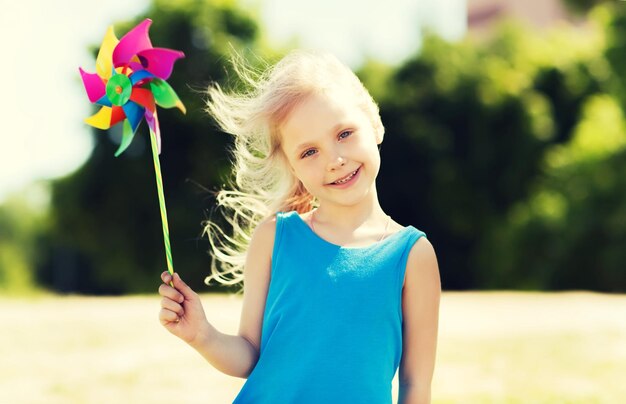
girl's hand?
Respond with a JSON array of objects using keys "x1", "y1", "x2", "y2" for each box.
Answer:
[{"x1": 158, "y1": 272, "x2": 211, "y2": 346}]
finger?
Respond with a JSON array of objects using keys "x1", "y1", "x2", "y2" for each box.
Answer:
[
  {"x1": 159, "y1": 308, "x2": 180, "y2": 324},
  {"x1": 172, "y1": 273, "x2": 196, "y2": 300},
  {"x1": 158, "y1": 283, "x2": 185, "y2": 303},
  {"x1": 161, "y1": 271, "x2": 172, "y2": 284},
  {"x1": 161, "y1": 296, "x2": 185, "y2": 317}
]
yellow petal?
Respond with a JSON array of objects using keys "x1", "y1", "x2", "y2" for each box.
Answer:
[
  {"x1": 85, "y1": 106, "x2": 112, "y2": 129},
  {"x1": 96, "y1": 26, "x2": 119, "y2": 80}
]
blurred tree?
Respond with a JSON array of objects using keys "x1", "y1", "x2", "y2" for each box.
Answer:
[
  {"x1": 477, "y1": 94, "x2": 626, "y2": 291},
  {"x1": 562, "y1": 0, "x2": 611, "y2": 14},
  {"x1": 0, "y1": 186, "x2": 48, "y2": 294},
  {"x1": 42, "y1": 0, "x2": 267, "y2": 294},
  {"x1": 376, "y1": 20, "x2": 607, "y2": 289},
  {"x1": 473, "y1": 5, "x2": 626, "y2": 292}
]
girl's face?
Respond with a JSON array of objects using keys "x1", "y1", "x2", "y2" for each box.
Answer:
[{"x1": 279, "y1": 90, "x2": 383, "y2": 209}]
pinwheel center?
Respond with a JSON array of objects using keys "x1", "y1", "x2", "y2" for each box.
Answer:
[{"x1": 106, "y1": 74, "x2": 132, "y2": 106}]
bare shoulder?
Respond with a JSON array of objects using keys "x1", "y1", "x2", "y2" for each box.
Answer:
[
  {"x1": 247, "y1": 215, "x2": 277, "y2": 260},
  {"x1": 243, "y1": 214, "x2": 277, "y2": 282},
  {"x1": 403, "y1": 235, "x2": 440, "y2": 289},
  {"x1": 409, "y1": 235, "x2": 436, "y2": 262},
  {"x1": 254, "y1": 214, "x2": 278, "y2": 236}
]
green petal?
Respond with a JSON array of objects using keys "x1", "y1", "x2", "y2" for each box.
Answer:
[
  {"x1": 150, "y1": 79, "x2": 186, "y2": 114},
  {"x1": 114, "y1": 119, "x2": 137, "y2": 157}
]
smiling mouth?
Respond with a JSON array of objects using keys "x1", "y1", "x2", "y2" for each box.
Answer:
[{"x1": 330, "y1": 167, "x2": 360, "y2": 185}]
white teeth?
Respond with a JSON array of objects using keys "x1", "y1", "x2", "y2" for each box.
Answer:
[{"x1": 333, "y1": 169, "x2": 358, "y2": 184}]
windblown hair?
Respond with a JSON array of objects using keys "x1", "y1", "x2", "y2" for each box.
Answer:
[{"x1": 203, "y1": 50, "x2": 384, "y2": 288}]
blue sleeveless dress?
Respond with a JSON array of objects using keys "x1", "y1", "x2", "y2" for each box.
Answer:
[{"x1": 233, "y1": 211, "x2": 426, "y2": 403}]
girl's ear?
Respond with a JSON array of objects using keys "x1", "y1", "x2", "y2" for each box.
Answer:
[{"x1": 376, "y1": 129, "x2": 384, "y2": 145}]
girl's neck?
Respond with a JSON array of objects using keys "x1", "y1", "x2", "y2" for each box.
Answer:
[
  {"x1": 310, "y1": 208, "x2": 391, "y2": 242},
  {"x1": 311, "y1": 197, "x2": 387, "y2": 234}
]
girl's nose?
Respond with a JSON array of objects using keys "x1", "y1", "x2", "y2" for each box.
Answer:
[{"x1": 328, "y1": 155, "x2": 346, "y2": 171}]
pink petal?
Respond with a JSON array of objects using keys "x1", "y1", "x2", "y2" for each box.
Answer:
[
  {"x1": 113, "y1": 19, "x2": 153, "y2": 67},
  {"x1": 136, "y1": 48, "x2": 185, "y2": 80},
  {"x1": 79, "y1": 67, "x2": 106, "y2": 103},
  {"x1": 128, "y1": 61, "x2": 144, "y2": 73}
]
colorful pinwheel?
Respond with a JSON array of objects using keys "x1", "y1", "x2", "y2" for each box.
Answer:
[
  {"x1": 79, "y1": 18, "x2": 185, "y2": 156},
  {"x1": 79, "y1": 18, "x2": 186, "y2": 279}
]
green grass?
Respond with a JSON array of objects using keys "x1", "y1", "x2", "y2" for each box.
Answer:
[{"x1": 1, "y1": 292, "x2": 624, "y2": 403}]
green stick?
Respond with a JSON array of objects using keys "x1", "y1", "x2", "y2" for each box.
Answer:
[{"x1": 148, "y1": 126, "x2": 175, "y2": 286}]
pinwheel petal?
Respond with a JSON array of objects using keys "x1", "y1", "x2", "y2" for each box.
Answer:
[
  {"x1": 128, "y1": 61, "x2": 144, "y2": 73},
  {"x1": 113, "y1": 18, "x2": 153, "y2": 67},
  {"x1": 85, "y1": 106, "x2": 112, "y2": 129},
  {"x1": 79, "y1": 68, "x2": 106, "y2": 103},
  {"x1": 122, "y1": 100, "x2": 145, "y2": 133},
  {"x1": 96, "y1": 26, "x2": 119, "y2": 80},
  {"x1": 110, "y1": 106, "x2": 126, "y2": 127},
  {"x1": 114, "y1": 119, "x2": 137, "y2": 157},
  {"x1": 137, "y1": 48, "x2": 185, "y2": 80},
  {"x1": 95, "y1": 95, "x2": 112, "y2": 107},
  {"x1": 130, "y1": 88, "x2": 156, "y2": 113},
  {"x1": 150, "y1": 79, "x2": 186, "y2": 114},
  {"x1": 130, "y1": 69, "x2": 155, "y2": 85}
]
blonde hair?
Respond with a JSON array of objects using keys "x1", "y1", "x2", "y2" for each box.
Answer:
[{"x1": 203, "y1": 50, "x2": 384, "y2": 288}]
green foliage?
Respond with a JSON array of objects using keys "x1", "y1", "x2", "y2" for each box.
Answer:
[
  {"x1": 471, "y1": 5, "x2": 626, "y2": 292},
  {"x1": 478, "y1": 95, "x2": 626, "y2": 291},
  {"x1": 0, "y1": 186, "x2": 48, "y2": 295},
  {"x1": 375, "y1": 7, "x2": 625, "y2": 291},
  {"x1": 561, "y1": 0, "x2": 611, "y2": 14},
  {"x1": 355, "y1": 59, "x2": 394, "y2": 103}
]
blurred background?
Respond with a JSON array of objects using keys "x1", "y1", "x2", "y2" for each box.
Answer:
[
  {"x1": 2, "y1": 1, "x2": 625, "y2": 403},
  {"x1": 1, "y1": 0, "x2": 624, "y2": 295}
]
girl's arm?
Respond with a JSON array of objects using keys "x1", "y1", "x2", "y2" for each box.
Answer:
[
  {"x1": 398, "y1": 237, "x2": 441, "y2": 404},
  {"x1": 158, "y1": 217, "x2": 274, "y2": 378}
]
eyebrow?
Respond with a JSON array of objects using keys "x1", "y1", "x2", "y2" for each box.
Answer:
[{"x1": 293, "y1": 122, "x2": 349, "y2": 154}]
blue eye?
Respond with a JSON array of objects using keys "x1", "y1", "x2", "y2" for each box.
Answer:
[
  {"x1": 301, "y1": 149, "x2": 316, "y2": 159},
  {"x1": 300, "y1": 131, "x2": 352, "y2": 159},
  {"x1": 339, "y1": 130, "x2": 352, "y2": 139}
]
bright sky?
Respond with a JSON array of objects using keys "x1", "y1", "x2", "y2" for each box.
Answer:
[{"x1": 0, "y1": 0, "x2": 465, "y2": 204}]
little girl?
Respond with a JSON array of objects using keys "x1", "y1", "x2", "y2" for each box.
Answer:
[{"x1": 158, "y1": 50, "x2": 441, "y2": 403}]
